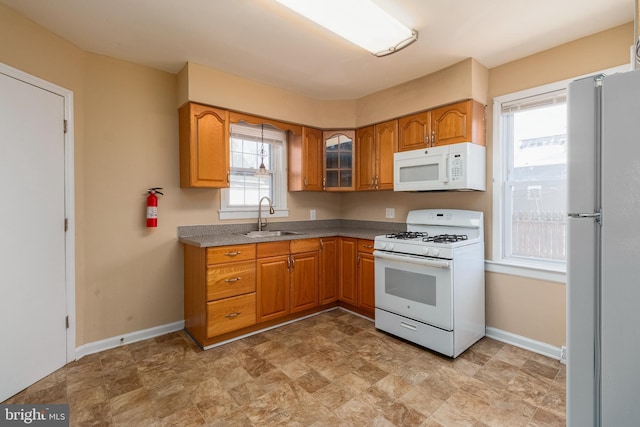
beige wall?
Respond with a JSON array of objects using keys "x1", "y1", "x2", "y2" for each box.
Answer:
[
  {"x1": 0, "y1": 4, "x2": 89, "y2": 344},
  {"x1": 1, "y1": 1, "x2": 633, "y2": 348}
]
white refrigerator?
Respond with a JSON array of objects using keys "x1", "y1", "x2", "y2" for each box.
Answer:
[{"x1": 567, "y1": 70, "x2": 640, "y2": 426}]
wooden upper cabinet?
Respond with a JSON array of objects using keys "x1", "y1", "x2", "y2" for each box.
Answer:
[
  {"x1": 289, "y1": 126, "x2": 323, "y2": 191},
  {"x1": 179, "y1": 103, "x2": 230, "y2": 188},
  {"x1": 398, "y1": 110, "x2": 430, "y2": 152},
  {"x1": 355, "y1": 121, "x2": 397, "y2": 191},
  {"x1": 355, "y1": 125, "x2": 376, "y2": 190},
  {"x1": 398, "y1": 99, "x2": 486, "y2": 151},
  {"x1": 374, "y1": 119, "x2": 398, "y2": 190},
  {"x1": 431, "y1": 99, "x2": 486, "y2": 147},
  {"x1": 323, "y1": 130, "x2": 354, "y2": 191}
]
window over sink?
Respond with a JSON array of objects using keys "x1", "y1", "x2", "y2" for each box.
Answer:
[{"x1": 219, "y1": 121, "x2": 288, "y2": 220}]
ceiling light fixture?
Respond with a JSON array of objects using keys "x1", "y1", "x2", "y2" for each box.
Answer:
[{"x1": 274, "y1": 0, "x2": 417, "y2": 57}]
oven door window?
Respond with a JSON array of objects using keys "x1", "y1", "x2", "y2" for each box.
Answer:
[
  {"x1": 375, "y1": 256, "x2": 453, "y2": 330},
  {"x1": 385, "y1": 268, "x2": 436, "y2": 306}
]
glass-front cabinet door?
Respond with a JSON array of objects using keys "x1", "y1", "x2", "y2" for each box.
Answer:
[{"x1": 323, "y1": 130, "x2": 355, "y2": 191}]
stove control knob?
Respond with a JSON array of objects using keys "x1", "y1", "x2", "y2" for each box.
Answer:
[
  {"x1": 423, "y1": 247, "x2": 430, "y2": 255},
  {"x1": 431, "y1": 248, "x2": 440, "y2": 257},
  {"x1": 386, "y1": 243, "x2": 394, "y2": 251}
]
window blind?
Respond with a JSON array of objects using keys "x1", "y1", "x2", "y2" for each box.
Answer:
[
  {"x1": 230, "y1": 121, "x2": 284, "y2": 145},
  {"x1": 500, "y1": 89, "x2": 567, "y2": 114}
]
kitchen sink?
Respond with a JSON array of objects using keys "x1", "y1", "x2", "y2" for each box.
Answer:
[{"x1": 242, "y1": 230, "x2": 304, "y2": 238}]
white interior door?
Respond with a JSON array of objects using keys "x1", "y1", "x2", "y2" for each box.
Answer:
[{"x1": 0, "y1": 69, "x2": 68, "y2": 402}]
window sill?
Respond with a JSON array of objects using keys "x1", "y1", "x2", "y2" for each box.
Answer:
[
  {"x1": 219, "y1": 208, "x2": 289, "y2": 221},
  {"x1": 485, "y1": 260, "x2": 566, "y2": 284}
]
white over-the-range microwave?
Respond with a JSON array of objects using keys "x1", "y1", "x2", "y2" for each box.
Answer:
[{"x1": 393, "y1": 142, "x2": 486, "y2": 191}]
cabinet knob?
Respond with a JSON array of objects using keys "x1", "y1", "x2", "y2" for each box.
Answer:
[
  {"x1": 224, "y1": 277, "x2": 241, "y2": 283},
  {"x1": 304, "y1": 177, "x2": 307, "y2": 187},
  {"x1": 431, "y1": 130, "x2": 435, "y2": 146},
  {"x1": 225, "y1": 312, "x2": 241, "y2": 319},
  {"x1": 224, "y1": 251, "x2": 241, "y2": 257}
]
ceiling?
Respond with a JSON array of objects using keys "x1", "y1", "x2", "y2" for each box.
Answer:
[{"x1": 1, "y1": 0, "x2": 634, "y2": 100}]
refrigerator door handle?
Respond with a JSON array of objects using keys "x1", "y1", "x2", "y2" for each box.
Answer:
[{"x1": 568, "y1": 211, "x2": 602, "y2": 223}]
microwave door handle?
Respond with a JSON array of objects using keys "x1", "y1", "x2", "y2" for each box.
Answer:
[{"x1": 443, "y1": 154, "x2": 449, "y2": 184}]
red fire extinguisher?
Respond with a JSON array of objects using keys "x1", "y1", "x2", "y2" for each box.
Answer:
[{"x1": 146, "y1": 187, "x2": 163, "y2": 228}]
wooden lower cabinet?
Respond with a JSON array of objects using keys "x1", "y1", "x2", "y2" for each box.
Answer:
[
  {"x1": 339, "y1": 237, "x2": 358, "y2": 305},
  {"x1": 183, "y1": 236, "x2": 375, "y2": 348},
  {"x1": 206, "y1": 293, "x2": 256, "y2": 337},
  {"x1": 290, "y1": 251, "x2": 319, "y2": 313},
  {"x1": 319, "y1": 237, "x2": 339, "y2": 304},
  {"x1": 256, "y1": 238, "x2": 321, "y2": 322},
  {"x1": 338, "y1": 238, "x2": 375, "y2": 318},
  {"x1": 183, "y1": 243, "x2": 257, "y2": 347},
  {"x1": 256, "y1": 254, "x2": 290, "y2": 323},
  {"x1": 357, "y1": 242, "x2": 376, "y2": 316}
]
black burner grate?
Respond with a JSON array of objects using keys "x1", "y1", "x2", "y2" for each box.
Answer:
[
  {"x1": 385, "y1": 231, "x2": 428, "y2": 240},
  {"x1": 422, "y1": 234, "x2": 468, "y2": 243}
]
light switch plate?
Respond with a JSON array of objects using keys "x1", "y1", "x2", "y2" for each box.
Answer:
[
  {"x1": 310, "y1": 209, "x2": 316, "y2": 220},
  {"x1": 386, "y1": 208, "x2": 395, "y2": 219}
]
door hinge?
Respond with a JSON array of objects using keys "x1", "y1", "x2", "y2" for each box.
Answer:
[
  {"x1": 64, "y1": 218, "x2": 68, "y2": 232},
  {"x1": 65, "y1": 315, "x2": 69, "y2": 329},
  {"x1": 63, "y1": 119, "x2": 68, "y2": 134}
]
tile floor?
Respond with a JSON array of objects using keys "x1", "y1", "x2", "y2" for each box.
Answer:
[{"x1": 3, "y1": 309, "x2": 566, "y2": 426}]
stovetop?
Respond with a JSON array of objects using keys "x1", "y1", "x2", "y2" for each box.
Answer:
[{"x1": 374, "y1": 209, "x2": 484, "y2": 258}]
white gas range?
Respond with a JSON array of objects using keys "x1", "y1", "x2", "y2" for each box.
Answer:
[{"x1": 373, "y1": 209, "x2": 485, "y2": 358}]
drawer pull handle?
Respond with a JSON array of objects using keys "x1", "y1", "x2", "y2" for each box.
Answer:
[
  {"x1": 224, "y1": 277, "x2": 241, "y2": 283},
  {"x1": 224, "y1": 251, "x2": 241, "y2": 257},
  {"x1": 225, "y1": 312, "x2": 241, "y2": 319},
  {"x1": 363, "y1": 245, "x2": 374, "y2": 249},
  {"x1": 400, "y1": 321, "x2": 417, "y2": 331}
]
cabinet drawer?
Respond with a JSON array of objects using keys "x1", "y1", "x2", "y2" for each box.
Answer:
[
  {"x1": 290, "y1": 238, "x2": 320, "y2": 254},
  {"x1": 357, "y1": 239, "x2": 375, "y2": 254},
  {"x1": 257, "y1": 241, "x2": 290, "y2": 258},
  {"x1": 207, "y1": 261, "x2": 256, "y2": 301},
  {"x1": 207, "y1": 244, "x2": 256, "y2": 265},
  {"x1": 207, "y1": 293, "x2": 256, "y2": 338}
]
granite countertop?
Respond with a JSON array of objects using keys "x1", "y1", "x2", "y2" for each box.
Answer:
[{"x1": 178, "y1": 219, "x2": 405, "y2": 248}]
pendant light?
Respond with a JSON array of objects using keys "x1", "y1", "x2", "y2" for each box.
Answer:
[{"x1": 256, "y1": 124, "x2": 268, "y2": 176}]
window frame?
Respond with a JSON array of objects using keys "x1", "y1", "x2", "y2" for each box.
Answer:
[
  {"x1": 219, "y1": 122, "x2": 289, "y2": 220},
  {"x1": 489, "y1": 64, "x2": 629, "y2": 282}
]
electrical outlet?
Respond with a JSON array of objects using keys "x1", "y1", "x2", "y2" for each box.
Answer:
[
  {"x1": 385, "y1": 208, "x2": 395, "y2": 219},
  {"x1": 310, "y1": 209, "x2": 316, "y2": 220},
  {"x1": 560, "y1": 345, "x2": 567, "y2": 364}
]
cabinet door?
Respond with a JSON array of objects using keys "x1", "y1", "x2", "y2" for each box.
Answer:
[
  {"x1": 339, "y1": 238, "x2": 358, "y2": 305},
  {"x1": 256, "y1": 255, "x2": 290, "y2": 323},
  {"x1": 290, "y1": 251, "x2": 319, "y2": 313},
  {"x1": 179, "y1": 103, "x2": 230, "y2": 188},
  {"x1": 398, "y1": 110, "x2": 430, "y2": 152},
  {"x1": 374, "y1": 119, "x2": 398, "y2": 190},
  {"x1": 319, "y1": 237, "x2": 339, "y2": 304},
  {"x1": 355, "y1": 126, "x2": 376, "y2": 190},
  {"x1": 357, "y1": 252, "x2": 376, "y2": 314},
  {"x1": 302, "y1": 126, "x2": 323, "y2": 191},
  {"x1": 431, "y1": 100, "x2": 486, "y2": 147},
  {"x1": 323, "y1": 130, "x2": 354, "y2": 191}
]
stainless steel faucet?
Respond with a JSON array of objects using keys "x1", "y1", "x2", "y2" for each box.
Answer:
[{"x1": 258, "y1": 196, "x2": 275, "y2": 231}]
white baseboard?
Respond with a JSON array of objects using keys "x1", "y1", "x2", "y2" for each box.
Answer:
[
  {"x1": 75, "y1": 320, "x2": 185, "y2": 360},
  {"x1": 485, "y1": 326, "x2": 563, "y2": 361}
]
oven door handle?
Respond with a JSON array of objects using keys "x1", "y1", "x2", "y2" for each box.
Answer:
[{"x1": 373, "y1": 250, "x2": 451, "y2": 269}]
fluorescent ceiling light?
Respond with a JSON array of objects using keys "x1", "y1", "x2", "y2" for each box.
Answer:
[{"x1": 274, "y1": 0, "x2": 418, "y2": 57}]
